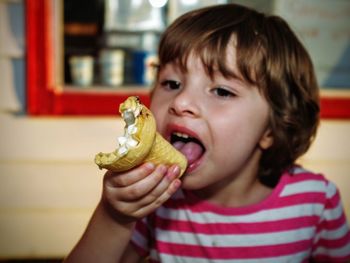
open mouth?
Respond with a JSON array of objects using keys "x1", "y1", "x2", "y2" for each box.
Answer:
[{"x1": 170, "y1": 132, "x2": 206, "y2": 168}]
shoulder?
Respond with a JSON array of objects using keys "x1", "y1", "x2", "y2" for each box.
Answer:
[
  {"x1": 277, "y1": 166, "x2": 343, "y2": 220},
  {"x1": 280, "y1": 166, "x2": 338, "y2": 199},
  {"x1": 275, "y1": 166, "x2": 345, "y2": 223}
]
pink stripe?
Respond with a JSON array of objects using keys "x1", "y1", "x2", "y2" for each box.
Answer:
[
  {"x1": 317, "y1": 212, "x2": 348, "y2": 231},
  {"x1": 156, "y1": 216, "x2": 319, "y2": 234},
  {"x1": 163, "y1": 172, "x2": 329, "y2": 216},
  {"x1": 325, "y1": 190, "x2": 340, "y2": 209},
  {"x1": 288, "y1": 172, "x2": 326, "y2": 182},
  {"x1": 135, "y1": 219, "x2": 149, "y2": 237},
  {"x1": 131, "y1": 241, "x2": 149, "y2": 257},
  {"x1": 313, "y1": 254, "x2": 350, "y2": 263},
  {"x1": 164, "y1": 191, "x2": 326, "y2": 215},
  {"x1": 266, "y1": 193, "x2": 325, "y2": 208},
  {"x1": 315, "y1": 231, "x2": 350, "y2": 249},
  {"x1": 157, "y1": 240, "x2": 311, "y2": 259}
]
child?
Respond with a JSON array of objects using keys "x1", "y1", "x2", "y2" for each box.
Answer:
[{"x1": 64, "y1": 4, "x2": 350, "y2": 262}]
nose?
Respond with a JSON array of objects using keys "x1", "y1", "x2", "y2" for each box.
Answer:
[{"x1": 169, "y1": 89, "x2": 200, "y2": 117}]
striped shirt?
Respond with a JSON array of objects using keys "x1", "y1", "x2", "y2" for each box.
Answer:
[{"x1": 131, "y1": 167, "x2": 350, "y2": 262}]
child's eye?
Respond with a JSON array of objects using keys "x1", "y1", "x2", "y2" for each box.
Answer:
[
  {"x1": 160, "y1": 80, "x2": 181, "y2": 90},
  {"x1": 212, "y1": 87, "x2": 235, "y2": 98}
]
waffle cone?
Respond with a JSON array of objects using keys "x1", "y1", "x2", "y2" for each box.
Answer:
[
  {"x1": 143, "y1": 132, "x2": 187, "y2": 176},
  {"x1": 94, "y1": 96, "x2": 187, "y2": 177}
]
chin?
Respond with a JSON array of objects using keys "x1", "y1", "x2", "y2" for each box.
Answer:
[{"x1": 180, "y1": 174, "x2": 208, "y2": 190}]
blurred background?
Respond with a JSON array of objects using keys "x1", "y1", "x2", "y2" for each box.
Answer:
[{"x1": 0, "y1": 0, "x2": 349, "y2": 261}]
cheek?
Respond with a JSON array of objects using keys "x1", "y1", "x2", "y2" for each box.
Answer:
[
  {"x1": 211, "y1": 109, "x2": 267, "y2": 152},
  {"x1": 150, "y1": 87, "x2": 169, "y2": 112},
  {"x1": 150, "y1": 98, "x2": 168, "y2": 132}
]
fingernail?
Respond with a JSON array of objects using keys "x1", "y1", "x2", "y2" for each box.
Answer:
[
  {"x1": 172, "y1": 165, "x2": 180, "y2": 175},
  {"x1": 157, "y1": 164, "x2": 167, "y2": 174},
  {"x1": 166, "y1": 165, "x2": 179, "y2": 180},
  {"x1": 144, "y1": 162, "x2": 155, "y2": 170},
  {"x1": 173, "y1": 179, "x2": 181, "y2": 189}
]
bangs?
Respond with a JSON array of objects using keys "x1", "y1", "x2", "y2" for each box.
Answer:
[
  {"x1": 159, "y1": 26, "x2": 236, "y2": 79},
  {"x1": 158, "y1": 5, "x2": 265, "y2": 84}
]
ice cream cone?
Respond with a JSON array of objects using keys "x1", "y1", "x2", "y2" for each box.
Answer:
[
  {"x1": 142, "y1": 132, "x2": 187, "y2": 175},
  {"x1": 94, "y1": 96, "x2": 187, "y2": 177}
]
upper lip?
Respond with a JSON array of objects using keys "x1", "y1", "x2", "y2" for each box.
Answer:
[
  {"x1": 165, "y1": 123, "x2": 204, "y2": 145},
  {"x1": 166, "y1": 123, "x2": 206, "y2": 172}
]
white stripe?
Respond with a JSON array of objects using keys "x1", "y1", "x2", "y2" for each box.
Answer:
[
  {"x1": 132, "y1": 229, "x2": 148, "y2": 250},
  {"x1": 324, "y1": 202, "x2": 344, "y2": 221},
  {"x1": 291, "y1": 166, "x2": 311, "y2": 175},
  {"x1": 325, "y1": 181, "x2": 337, "y2": 199},
  {"x1": 152, "y1": 250, "x2": 309, "y2": 263},
  {"x1": 280, "y1": 180, "x2": 326, "y2": 197},
  {"x1": 158, "y1": 203, "x2": 324, "y2": 223},
  {"x1": 313, "y1": 241, "x2": 350, "y2": 258},
  {"x1": 149, "y1": 248, "x2": 161, "y2": 261},
  {"x1": 155, "y1": 227, "x2": 315, "y2": 247},
  {"x1": 315, "y1": 223, "x2": 350, "y2": 242}
]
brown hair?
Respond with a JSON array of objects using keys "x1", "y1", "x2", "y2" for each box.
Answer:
[{"x1": 157, "y1": 4, "x2": 320, "y2": 186}]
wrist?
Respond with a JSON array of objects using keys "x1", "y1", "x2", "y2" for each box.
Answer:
[{"x1": 98, "y1": 198, "x2": 137, "y2": 227}]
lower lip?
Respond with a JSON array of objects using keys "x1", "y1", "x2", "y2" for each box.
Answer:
[{"x1": 185, "y1": 153, "x2": 205, "y2": 174}]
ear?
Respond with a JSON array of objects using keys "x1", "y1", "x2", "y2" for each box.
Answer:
[{"x1": 259, "y1": 128, "x2": 273, "y2": 150}]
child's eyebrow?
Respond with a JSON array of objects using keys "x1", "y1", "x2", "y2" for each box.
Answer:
[{"x1": 211, "y1": 67, "x2": 244, "y2": 82}]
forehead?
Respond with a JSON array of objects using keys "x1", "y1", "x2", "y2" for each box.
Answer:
[{"x1": 160, "y1": 36, "x2": 242, "y2": 81}]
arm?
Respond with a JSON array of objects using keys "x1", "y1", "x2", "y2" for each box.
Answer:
[
  {"x1": 63, "y1": 163, "x2": 181, "y2": 263},
  {"x1": 64, "y1": 201, "x2": 137, "y2": 263},
  {"x1": 311, "y1": 181, "x2": 350, "y2": 262}
]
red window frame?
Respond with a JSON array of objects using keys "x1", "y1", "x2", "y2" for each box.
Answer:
[
  {"x1": 26, "y1": 0, "x2": 350, "y2": 118},
  {"x1": 26, "y1": 0, "x2": 150, "y2": 116}
]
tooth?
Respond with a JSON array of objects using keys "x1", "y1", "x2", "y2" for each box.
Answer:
[{"x1": 174, "y1": 132, "x2": 189, "y2": 139}]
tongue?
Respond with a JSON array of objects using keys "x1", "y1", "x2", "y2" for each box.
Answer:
[{"x1": 173, "y1": 141, "x2": 204, "y2": 164}]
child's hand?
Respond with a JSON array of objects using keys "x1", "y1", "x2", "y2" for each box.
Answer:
[{"x1": 101, "y1": 163, "x2": 182, "y2": 224}]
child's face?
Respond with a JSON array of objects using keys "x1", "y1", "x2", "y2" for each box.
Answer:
[{"x1": 150, "y1": 47, "x2": 273, "y2": 193}]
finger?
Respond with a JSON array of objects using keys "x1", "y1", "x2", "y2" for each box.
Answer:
[
  {"x1": 117, "y1": 164, "x2": 167, "y2": 201},
  {"x1": 105, "y1": 162, "x2": 155, "y2": 187},
  {"x1": 104, "y1": 166, "x2": 181, "y2": 219},
  {"x1": 138, "y1": 165, "x2": 180, "y2": 206},
  {"x1": 134, "y1": 179, "x2": 182, "y2": 218}
]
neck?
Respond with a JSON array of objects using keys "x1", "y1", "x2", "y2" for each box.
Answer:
[
  {"x1": 194, "y1": 177, "x2": 273, "y2": 208},
  {"x1": 193, "y1": 152, "x2": 273, "y2": 208}
]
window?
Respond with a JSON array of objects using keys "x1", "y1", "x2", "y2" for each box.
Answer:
[{"x1": 26, "y1": 0, "x2": 350, "y2": 117}]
